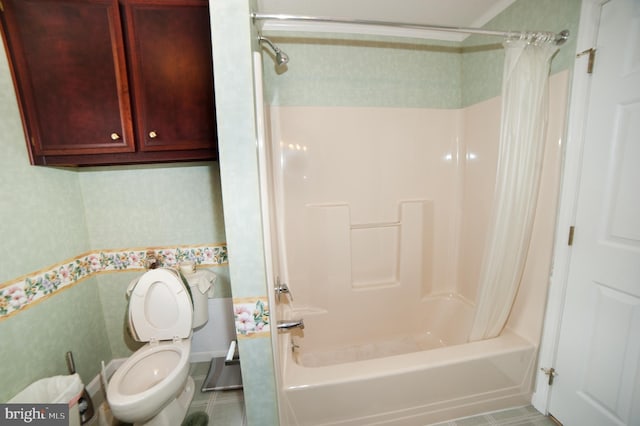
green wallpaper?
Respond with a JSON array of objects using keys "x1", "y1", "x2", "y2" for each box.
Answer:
[
  {"x1": 237, "y1": 337, "x2": 279, "y2": 424},
  {"x1": 0, "y1": 277, "x2": 111, "y2": 402},
  {"x1": 262, "y1": 34, "x2": 462, "y2": 108},
  {"x1": 79, "y1": 162, "x2": 226, "y2": 249},
  {"x1": 461, "y1": 0, "x2": 581, "y2": 106},
  {"x1": 262, "y1": 0, "x2": 582, "y2": 109},
  {"x1": 210, "y1": 0, "x2": 279, "y2": 423}
]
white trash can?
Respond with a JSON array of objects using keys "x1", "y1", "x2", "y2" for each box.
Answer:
[{"x1": 8, "y1": 373, "x2": 84, "y2": 426}]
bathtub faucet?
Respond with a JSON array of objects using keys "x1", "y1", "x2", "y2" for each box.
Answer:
[{"x1": 277, "y1": 319, "x2": 304, "y2": 331}]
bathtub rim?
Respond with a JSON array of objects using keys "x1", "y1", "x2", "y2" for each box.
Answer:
[{"x1": 281, "y1": 328, "x2": 536, "y2": 389}]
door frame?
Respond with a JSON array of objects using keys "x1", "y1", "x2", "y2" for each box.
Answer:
[{"x1": 532, "y1": 0, "x2": 610, "y2": 414}]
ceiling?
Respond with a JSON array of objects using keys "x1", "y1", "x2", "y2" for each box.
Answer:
[{"x1": 255, "y1": 0, "x2": 518, "y2": 41}]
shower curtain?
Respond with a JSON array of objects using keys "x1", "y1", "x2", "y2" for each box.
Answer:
[{"x1": 469, "y1": 36, "x2": 558, "y2": 342}]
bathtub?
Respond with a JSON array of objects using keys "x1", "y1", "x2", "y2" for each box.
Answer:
[
  {"x1": 261, "y1": 75, "x2": 570, "y2": 425},
  {"x1": 278, "y1": 295, "x2": 537, "y2": 425}
]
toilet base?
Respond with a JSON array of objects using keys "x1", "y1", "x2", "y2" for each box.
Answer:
[{"x1": 134, "y1": 376, "x2": 195, "y2": 426}]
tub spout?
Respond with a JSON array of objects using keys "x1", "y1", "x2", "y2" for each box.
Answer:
[{"x1": 277, "y1": 319, "x2": 304, "y2": 331}]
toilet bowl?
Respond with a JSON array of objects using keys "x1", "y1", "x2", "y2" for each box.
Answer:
[{"x1": 106, "y1": 268, "x2": 207, "y2": 426}]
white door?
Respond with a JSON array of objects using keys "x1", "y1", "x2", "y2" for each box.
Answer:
[{"x1": 548, "y1": 0, "x2": 640, "y2": 425}]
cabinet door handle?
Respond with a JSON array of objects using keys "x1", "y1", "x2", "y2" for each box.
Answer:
[
  {"x1": 148, "y1": 131, "x2": 158, "y2": 139},
  {"x1": 110, "y1": 133, "x2": 121, "y2": 140}
]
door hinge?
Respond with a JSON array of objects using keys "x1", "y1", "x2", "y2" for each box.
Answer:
[
  {"x1": 541, "y1": 367, "x2": 557, "y2": 385},
  {"x1": 576, "y1": 48, "x2": 596, "y2": 74},
  {"x1": 567, "y1": 226, "x2": 575, "y2": 246}
]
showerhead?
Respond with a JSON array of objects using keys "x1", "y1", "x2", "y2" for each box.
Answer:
[
  {"x1": 275, "y1": 49, "x2": 289, "y2": 66},
  {"x1": 258, "y1": 36, "x2": 289, "y2": 66}
]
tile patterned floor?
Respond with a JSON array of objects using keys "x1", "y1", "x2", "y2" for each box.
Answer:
[
  {"x1": 187, "y1": 362, "x2": 246, "y2": 426},
  {"x1": 431, "y1": 405, "x2": 559, "y2": 426}
]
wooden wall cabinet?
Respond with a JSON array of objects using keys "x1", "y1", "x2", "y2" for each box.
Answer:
[{"x1": 0, "y1": 0, "x2": 217, "y2": 166}]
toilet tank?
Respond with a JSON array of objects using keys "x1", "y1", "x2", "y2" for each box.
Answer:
[
  {"x1": 190, "y1": 283, "x2": 209, "y2": 328},
  {"x1": 180, "y1": 262, "x2": 216, "y2": 329}
]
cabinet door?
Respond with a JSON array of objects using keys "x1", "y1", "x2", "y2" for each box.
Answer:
[
  {"x1": 122, "y1": 0, "x2": 217, "y2": 153},
  {"x1": 0, "y1": 0, "x2": 135, "y2": 164}
]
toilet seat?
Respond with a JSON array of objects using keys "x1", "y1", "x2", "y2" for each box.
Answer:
[{"x1": 128, "y1": 268, "x2": 193, "y2": 342}]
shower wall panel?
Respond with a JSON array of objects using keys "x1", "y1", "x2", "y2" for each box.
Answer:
[
  {"x1": 268, "y1": 71, "x2": 568, "y2": 346},
  {"x1": 268, "y1": 106, "x2": 462, "y2": 318},
  {"x1": 458, "y1": 95, "x2": 501, "y2": 303}
]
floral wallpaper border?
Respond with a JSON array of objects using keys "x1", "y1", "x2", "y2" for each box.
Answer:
[
  {"x1": 0, "y1": 244, "x2": 227, "y2": 320},
  {"x1": 234, "y1": 297, "x2": 270, "y2": 338}
]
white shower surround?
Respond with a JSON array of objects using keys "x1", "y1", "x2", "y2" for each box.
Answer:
[{"x1": 264, "y1": 71, "x2": 569, "y2": 424}]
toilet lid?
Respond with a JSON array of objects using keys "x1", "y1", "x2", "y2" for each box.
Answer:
[{"x1": 128, "y1": 268, "x2": 193, "y2": 342}]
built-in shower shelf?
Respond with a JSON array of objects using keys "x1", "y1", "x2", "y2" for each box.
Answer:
[
  {"x1": 351, "y1": 281, "x2": 401, "y2": 290},
  {"x1": 351, "y1": 221, "x2": 400, "y2": 229}
]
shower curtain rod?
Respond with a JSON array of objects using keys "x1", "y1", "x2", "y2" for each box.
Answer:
[{"x1": 252, "y1": 13, "x2": 570, "y2": 45}]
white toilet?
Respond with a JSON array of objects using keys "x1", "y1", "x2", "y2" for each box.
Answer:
[{"x1": 106, "y1": 267, "x2": 209, "y2": 425}]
